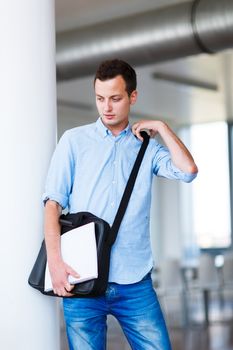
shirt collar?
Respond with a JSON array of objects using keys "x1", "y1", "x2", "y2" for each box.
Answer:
[{"x1": 95, "y1": 117, "x2": 131, "y2": 138}]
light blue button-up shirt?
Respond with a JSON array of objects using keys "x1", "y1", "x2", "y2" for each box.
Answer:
[{"x1": 43, "y1": 118, "x2": 196, "y2": 284}]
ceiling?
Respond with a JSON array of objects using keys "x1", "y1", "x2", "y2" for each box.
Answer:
[
  {"x1": 55, "y1": 0, "x2": 190, "y2": 32},
  {"x1": 55, "y1": 0, "x2": 233, "y2": 129}
]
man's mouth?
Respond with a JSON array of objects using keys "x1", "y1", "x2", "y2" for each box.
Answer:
[{"x1": 104, "y1": 114, "x2": 115, "y2": 119}]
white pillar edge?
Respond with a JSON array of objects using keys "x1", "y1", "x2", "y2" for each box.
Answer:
[{"x1": 0, "y1": 0, "x2": 60, "y2": 349}]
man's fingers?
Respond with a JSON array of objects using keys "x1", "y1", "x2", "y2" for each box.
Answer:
[
  {"x1": 54, "y1": 285, "x2": 74, "y2": 297},
  {"x1": 65, "y1": 283, "x2": 74, "y2": 292},
  {"x1": 66, "y1": 265, "x2": 80, "y2": 279},
  {"x1": 136, "y1": 129, "x2": 145, "y2": 141},
  {"x1": 132, "y1": 124, "x2": 143, "y2": 140},
  {"x1": 132, "y1": 123, "x2": 151, "y2": 141},
  {"x1": 132, "y1": 123, "x2": 140, "y2": 135},
  {"x1": 52, "y1": 263, "x2": 80, "y2": 296},
  {"x1": 137, "y1": 133, "x2": 144, "y2": 141}
]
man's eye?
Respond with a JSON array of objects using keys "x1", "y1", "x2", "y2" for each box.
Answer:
[
  {"x1": 97, "y1": 97, "x2": 104, "y2": 102},
  {"x1": 112, "y1": 98, "x2": 121, "y2": 102}
]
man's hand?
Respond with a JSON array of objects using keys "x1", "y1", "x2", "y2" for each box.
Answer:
[
  {"x1": 48, "y1": 259, "x2": 80, "y2": 297},
  {"x1": 132, "y1": 120, "x2": 163, "y2": 141}
]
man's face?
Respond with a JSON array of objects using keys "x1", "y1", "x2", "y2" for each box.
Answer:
[{"x1": 95, "y1": 75, "x2": 137, "y2": 135}]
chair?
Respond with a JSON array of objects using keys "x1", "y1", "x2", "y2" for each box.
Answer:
[
  {"x1": 222, "y1": 254, "x2": 233, "y2": 311},
  {"x1": 222, "y1": 254, "x2": 233, "y2": 287},
  {"x1": 198, "y1": 254, "x2": 219, "y2": 285},
  {"x1": 188, "y1": 254, "x2": 221, "y2": 325},
  {"x1": 155, "y1": 258, "x2": 188, "y2": 327}
]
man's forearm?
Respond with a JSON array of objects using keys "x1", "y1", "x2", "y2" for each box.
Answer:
[
  {"x1": 44, "y1": 200, "x2": 62, "y2": 264},
  {"x1": 156, "y1": 121, "x2": 198, "y2": 174},
  {"x1": 44, "y1": 200, "x2": 79, "y2": 296}
]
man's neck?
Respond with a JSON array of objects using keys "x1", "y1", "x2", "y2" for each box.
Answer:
[{"x1": 101, "y1": 119, "x2": 129, "y2": 137}]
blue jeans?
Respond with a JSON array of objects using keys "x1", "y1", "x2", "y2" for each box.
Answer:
[{"x1": 63, "y1": 274, "x2": 172, "y2": 350}]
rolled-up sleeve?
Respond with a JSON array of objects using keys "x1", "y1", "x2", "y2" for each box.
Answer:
[
  {"x1": 42, "y1": 131, "x2": 75, "y2": 209},
  {"x1": 152, "y1": 140, "x2": 197, "y2": 183}
]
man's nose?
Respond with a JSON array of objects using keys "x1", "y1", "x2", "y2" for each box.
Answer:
[{"x1": 104, "y1": 100, "x2": 112, "y2": 111}]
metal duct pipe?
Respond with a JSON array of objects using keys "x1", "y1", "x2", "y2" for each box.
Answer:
[{"x1": 56, "y1": 0, "x2": 233, "y2": 80}]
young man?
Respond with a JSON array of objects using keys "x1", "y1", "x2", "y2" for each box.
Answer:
[{"x1": 43, "y1": 59, "x2": 198, "y2": 349}]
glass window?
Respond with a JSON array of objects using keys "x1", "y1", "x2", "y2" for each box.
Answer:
[{"x1": 180, "y1": 122, "x2": 231, "y2": 250}]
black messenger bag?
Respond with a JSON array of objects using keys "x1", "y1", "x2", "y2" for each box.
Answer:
[{"x1": 28, "y1": 131, "x2": 149, "y2": 297}]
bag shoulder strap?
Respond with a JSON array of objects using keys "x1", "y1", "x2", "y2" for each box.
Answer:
[{"x1": 109, "y1": 131, "x2": 150, "y2": 244}]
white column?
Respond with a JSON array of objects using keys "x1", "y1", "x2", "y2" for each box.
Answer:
[{"x1": 0, "y1": 1, "x2": 59, "y2": 349}]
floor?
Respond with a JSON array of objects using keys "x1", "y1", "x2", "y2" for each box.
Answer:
[
  {"x1": 60, "y1": 289, "x2": 233, "y2": 350},
  {"x1": 107, "y1": 316, "x2": 233, "y2": 350}
]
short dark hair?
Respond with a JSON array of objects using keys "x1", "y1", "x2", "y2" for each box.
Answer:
[{"x1": 94, "y1": 59, "x2": 137, "y2": 96}]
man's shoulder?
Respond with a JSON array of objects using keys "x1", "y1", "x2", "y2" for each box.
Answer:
[
  {"x1": 62, "y1": 121, "x2": 97, "y2": 142},
  {"x1": 65, "y1": 121, "x2": 96, "y2": 136}
]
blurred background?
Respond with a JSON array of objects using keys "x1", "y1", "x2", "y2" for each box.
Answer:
[{"x1": 55, "y1": 0, "x2": 233, "y2": 349}]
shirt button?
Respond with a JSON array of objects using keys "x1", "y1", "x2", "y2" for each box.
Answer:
[
  {"x1": 112, "y1": 181, "x2": 116, "y2": 185},
  {"x1": 111, "y1": 202, "x2": 115, "y2": 207},
  {"x1": 113, "y1": 161, "x2": 116, "y2": 166}
]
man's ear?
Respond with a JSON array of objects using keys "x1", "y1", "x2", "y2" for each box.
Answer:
[{"x1": 130, "y1": 90, "x2": 138, "y2": 105}]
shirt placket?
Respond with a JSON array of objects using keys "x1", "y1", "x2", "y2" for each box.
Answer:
[
  {"x1": 109, "y1": 135, "x2": 123, "y2": 223},
  {"x1": 111, "y1": 139, "x2": 118, "y2": 209}
]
